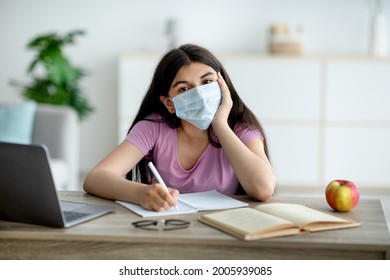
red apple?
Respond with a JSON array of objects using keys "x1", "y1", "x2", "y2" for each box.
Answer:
[{"x1": 325, "y1": 180, "x2": 360, "y2": 212}]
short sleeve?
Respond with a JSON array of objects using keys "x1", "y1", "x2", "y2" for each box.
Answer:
[
  {"x1": 125, "y1": 119, "x2": 160, "y2": 155},
  {"x1": 234, "y1": 123, "x2": 263, "y2": 144}
]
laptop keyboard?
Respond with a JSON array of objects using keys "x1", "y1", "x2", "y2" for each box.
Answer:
[{"x1": 63, "y1": 211, "x2": 90, "y2": 222}]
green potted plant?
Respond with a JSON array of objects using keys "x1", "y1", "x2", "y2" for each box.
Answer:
[{"x1": 11, "y1": 30, "x2": 93, "y2": 120}]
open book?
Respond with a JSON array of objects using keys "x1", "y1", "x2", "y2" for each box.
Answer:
[
  {"x1": 116, "y1": 190, "x2": 248, "y2": 217},
  {"x1": 199, "y1": 203, "x2": 361, "y2": 240}
]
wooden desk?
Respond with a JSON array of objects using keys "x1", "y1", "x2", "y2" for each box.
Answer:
[{"x1": 0, "y1": 192, "x2": 389, "y2": 259}]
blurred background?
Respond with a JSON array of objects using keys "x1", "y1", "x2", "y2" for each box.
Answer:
[{"x1": 1, "y1": 0, "x2": 390, "y2": 195}]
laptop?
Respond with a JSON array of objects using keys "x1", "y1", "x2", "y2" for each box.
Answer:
[{"x1": 0, "y1": 142, "x2": 115, "y2": 228}]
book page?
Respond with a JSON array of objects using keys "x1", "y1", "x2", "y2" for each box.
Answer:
[
  {"x1": 254, "y1": 203, "x2": 356, "y2": 228},
  {"x1": 200, "y1": 208, "x2": 299, "y2": 240}
]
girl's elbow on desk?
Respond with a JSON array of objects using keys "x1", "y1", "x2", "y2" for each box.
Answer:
[
  {"x1": 82, "y1": 169, "x2": 97, "y2": 194},
  {"x1": 245, "y1": 177, "x2": 276, "y2": 202},
  {"x1": 82, "y1": 168, "x2": 110, "y2": 194}
]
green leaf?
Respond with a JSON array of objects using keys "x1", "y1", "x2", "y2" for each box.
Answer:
[
  {"x1": 27, "y1": 57, "x2": 40, "y2": 74},
  {"x1": 11, "y1": 29, "x2": 93, "y2": 120},
  {"x1": 63, "y1": 30, "x2": 86, "y2": 45},
  {"x1": 27, "y1": 33, "x2": 58, "y2": 50}
]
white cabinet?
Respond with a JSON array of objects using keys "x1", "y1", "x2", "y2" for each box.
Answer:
[
  {"x1": 223, "y1": 57, "x2": 322, "y2": 187},
  {"x1": 118, "y1": 54, "x2": 390, "y2": 190},
  {"x1": 325, "y1": 126, "x2": 390, "y2": 186},
  {"x1": 222, "y1": 58, "x2": 321, "y2": 120},
  {"x1": 326, "y1": 62, "x2": 390, "y2": 121},
  {"x1": 324, "y1": 61, "x2": 390, "y2": 187}
]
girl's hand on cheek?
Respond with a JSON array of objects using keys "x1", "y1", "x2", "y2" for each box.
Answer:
[{"x1": 213, "y1": 72, "x2": 232, "y2": 126}]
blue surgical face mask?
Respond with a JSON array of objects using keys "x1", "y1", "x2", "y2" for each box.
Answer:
[{"x1": 169, "y1": 82, "x2": 222, "y2": 130}]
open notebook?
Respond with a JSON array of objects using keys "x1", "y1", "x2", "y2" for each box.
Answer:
[{"x1": 116, "y1": 190, "x2": 248, "y2": 217}]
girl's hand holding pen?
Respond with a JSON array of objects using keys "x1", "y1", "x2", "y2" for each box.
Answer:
[
  {"x1": 141, "y1": 161, "x2": 179, "y2": 211},
  {"x1": 140, "y1": 184, "x2": 179, "y2": 211}
]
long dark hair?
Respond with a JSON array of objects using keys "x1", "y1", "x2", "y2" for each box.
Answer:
[{"x1": 126, "y1": 44, "x2": 270, "y2": 187}]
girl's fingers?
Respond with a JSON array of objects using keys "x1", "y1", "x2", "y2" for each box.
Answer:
[
  {"x1": 150, "y1": 184, "x2": 178, "y2": 211},
  {"x1": 217, "y1": 72, "x2": 232, "y2": 103},
  {"x1": 217, "y1": 72, "x2": 228, "y2": 95}
]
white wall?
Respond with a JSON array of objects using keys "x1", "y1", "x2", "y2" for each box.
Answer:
[{"x1": 1, "y1": 0, "x2": 389, "y2": 178}]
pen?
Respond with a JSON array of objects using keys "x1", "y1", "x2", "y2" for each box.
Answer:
[{"x1": 147, "y1": 161, "x2": 179, "y2": 210}]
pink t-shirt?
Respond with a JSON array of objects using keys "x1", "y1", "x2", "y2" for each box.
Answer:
[{"x1": 126, "y1": 114, "x2": 262, "y2": 195}]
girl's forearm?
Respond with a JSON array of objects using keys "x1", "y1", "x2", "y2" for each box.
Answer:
[
  {"x1": 83, "y1": 168, "x2": 147, "y2": 205},
  {"x1": 213, "y1": 122, "x2": 276, "y2": 201}
]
